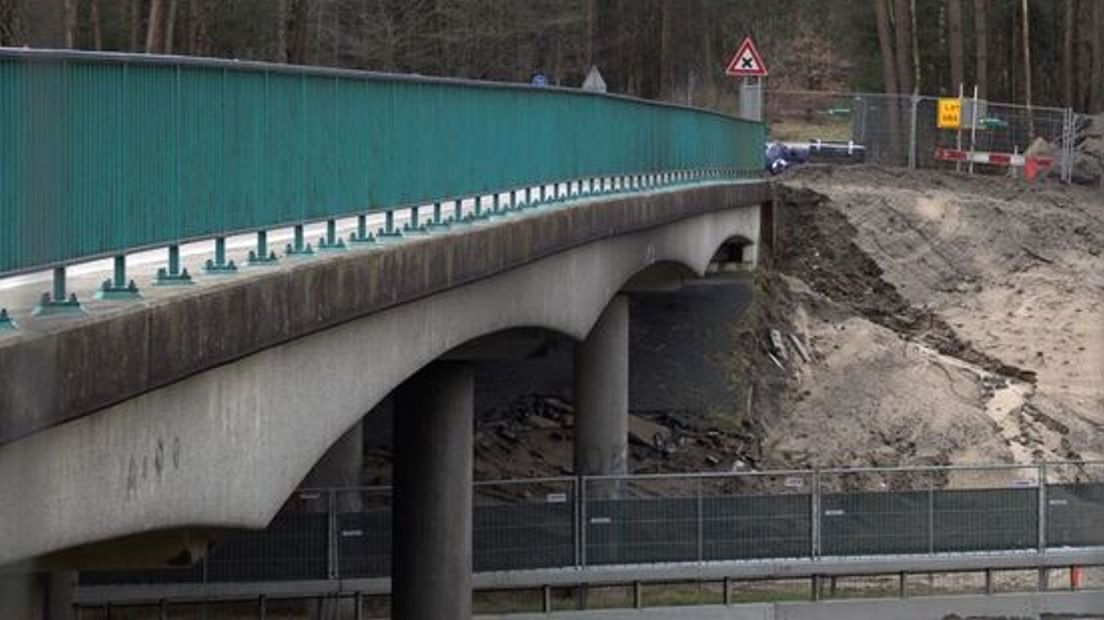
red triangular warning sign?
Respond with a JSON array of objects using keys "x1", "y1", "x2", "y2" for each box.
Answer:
[{"x1": 725, "y1": 36, "x2": 768, "y2": 77}]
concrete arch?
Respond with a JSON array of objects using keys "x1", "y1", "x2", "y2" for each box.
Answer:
[{"x1": 0, "y1": 203, "x2": 760, "y2": 568}]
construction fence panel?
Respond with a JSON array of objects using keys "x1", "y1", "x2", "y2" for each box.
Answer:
[
  {"x1": 78, "y1": 463, "x2": 1104, "y2": 587},
  {"x1": 1046, "y1": 463, "x2": 1104, "y2": 549},
  {"x1": 473, "y1": 478, "x2": 577, "y2": 572},
  {"x1": 335, "y1": 488, "x2": 392, "y2": 579},
  {"x1": 700, "y1": 472, "x2": 813, "y2": 561},
  {"x1": 583, "y1": 476, "x2": 701, "y2": 566}
]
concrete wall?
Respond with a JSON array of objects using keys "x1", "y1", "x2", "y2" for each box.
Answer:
[{"x1": 0, "y1": 187, "x2": 763, "y2": 569}]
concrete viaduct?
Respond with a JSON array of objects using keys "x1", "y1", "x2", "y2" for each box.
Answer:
[{"x1": 0, "y1": 174, "x2": 770, "y2": 618}]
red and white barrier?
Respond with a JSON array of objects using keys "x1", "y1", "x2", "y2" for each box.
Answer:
[{"x1": 933, "y1": 148, "x2": 1054, "y2": 180}]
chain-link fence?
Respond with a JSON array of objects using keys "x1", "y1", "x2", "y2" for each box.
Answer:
[
  {"x1": 81, "y1": 461, "x2": 1104, "y2": 588},
  {"x1": 765, "y1": 90, "x2": 1077, "y2": 180}
]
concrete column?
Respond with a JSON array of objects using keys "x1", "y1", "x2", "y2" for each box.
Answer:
[
  {"x1": 574, "y1": 295, "x2": 629, "y2": 476},
  {"x1": 0, "y1": 572, "x2": 72, "y2": 619},
  {"x1": 393, "y1": 362, "x2": 474, "y2": 620},
  {"x1": 303, "y1": 419, "x2": 364, "y2": 512}
]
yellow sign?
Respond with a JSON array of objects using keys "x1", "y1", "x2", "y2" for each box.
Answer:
[{"x1": 937, "y1": 98, "x2": 961, "y2": 129}]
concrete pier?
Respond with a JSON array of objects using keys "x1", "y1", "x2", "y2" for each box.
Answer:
[
  {"x1": 0, "y1": 572, "x2": 73, "y2": 620},
  {"x1": 574, "y1": 295, "x2": 629, "y2": 477},
  {"x1": 393, "y1": 362, "x2": 474, "y2": 619}
]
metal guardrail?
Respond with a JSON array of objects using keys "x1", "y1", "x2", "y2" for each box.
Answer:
[
  {"x1": 81, "y1": 462, "x2": 1104, "y2": 587},
  {"x1": 0, "y1": 48, "x2": 764, "y2": 279}
]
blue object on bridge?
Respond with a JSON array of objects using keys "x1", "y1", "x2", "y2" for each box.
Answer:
[{"x1": 530, "y1": 72, "x2": 548, "y2": 87}]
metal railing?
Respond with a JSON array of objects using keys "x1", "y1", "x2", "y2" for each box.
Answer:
[
  {"x1": 0, "y1": 48, "x2": 764, "y2": 279},
  {"x1": 81, "y1": 461, "x2": 1104, "y2": 587}
]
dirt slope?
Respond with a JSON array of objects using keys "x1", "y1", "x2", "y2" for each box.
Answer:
[{"x1": 764, "y1": 165, "x2": 1104, "y2": 469}]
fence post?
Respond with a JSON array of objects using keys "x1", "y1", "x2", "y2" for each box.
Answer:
[
  {"x1": 908, "y1": 93, "x2": 919, "y2": 170},
  {"x1": 573, "y1": 477, "x2": 582, "y2": 568},
  {"x1": 579, "y1": 477, "x2": 587, "y2": 568},
  {"x1": 1037, "y1": 463, "x2": 1047, "y2": 554},
  {"x1": 811, "y1": 469, "x2": 821, "y2": 560},
  {"x1": 328, "y1": 489, "x2": 338, "y2": 580},
  {"x1": 696, "y1": 476, "x2": 704, "y2": 563},
  {"x1": 928, "y1": 481, "x2": 935, "y2": 555}
]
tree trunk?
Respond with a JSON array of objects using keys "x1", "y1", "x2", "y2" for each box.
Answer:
[
  {"x1": 0, "y1": 0, "x2": 15, "y2": 46},
  {"x1": 1062, "y1": 0, "x2": 1075, "y2": 108},
  {"x1": 146, "y1": 0, "x2": 163, "y2": 53},
  {"x1": 1021, "y1": 0, "x2": 1031, "y2": 108},
  {"x1": 129, "y1": 0, "x2": 140, "y2": 51},
  {"x1": 90, "y1": 0, "x2": 102, "y2": 50},
  {"x1": 289, "y1": 0, "x2": 310, "y2": 65},
  {"x1": 1093, "y1": 0, "x2": 1104, "y2": 112},
  {"x1": 585, "y1": 0, "x2": 596, "y2": 67},
  {"x1": 875, "y1": 0, "x2": 899, "y2": 94},
  {"x1": 893, "y1": 0, "x2": 913, "y2": 95},
  {"x1": 63, "y1": 0, "x2": 76, "y2": 48},
  {"x1": 163, "y1": 0, "x2": 177, "y2": 53},
  {"x1": 910, "y1": 0, "x2": 921, "y2": 93},
  {"x1": 875, "y1": 0, "x2": 903, "y2": 161},
  {"x1": 274, "y1": 0, "x2": 287, "y2": 62},
  {"x1": 973, "y1": 0, "x2": 988, "y2": 99},
  {"x1": 659, "y1": 0, "x2": 672, "y2": 99},
  {"x1": 947, "y1": 0, "x2": 964, "y2": 93}
]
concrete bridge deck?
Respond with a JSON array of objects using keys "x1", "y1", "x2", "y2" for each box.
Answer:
[{"x1": 0, "y1": 180, "x2": 769, "y2": 571}]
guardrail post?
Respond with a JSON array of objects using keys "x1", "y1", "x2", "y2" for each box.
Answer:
[
  {"x1": 202, "y1": 238, "x2": 237, "y2": 274},
  {"x1": 249, "y1": 230, "x2": 278, "y2": 265},
  {"x1": 573, "y1": 477, "x2": 581, "y2": 568},
  {"x1": 319, "y1": 218, "x2": 346, "y2": 249},
  {"x1": 286, "y1": 224, "x2": 314, "y2": 255},
  {"x1": 258, "y1": 595, "x2": 266, "y2": 620},
  {"x1": 97, "y1": 254, "x2": 142, "y2": 298}
]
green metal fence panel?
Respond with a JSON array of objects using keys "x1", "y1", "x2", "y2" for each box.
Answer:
[{"x1": 0, "y1": 51, "x2": 765, "y2": 276}]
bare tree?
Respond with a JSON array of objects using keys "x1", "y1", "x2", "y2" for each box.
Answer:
[
  {"x1": 875, "y1": 0, "x2": 899, "y2": 94},
  {"x1": 90, "y1": 0, "x2": 102, "y2": 50},
  {"x1": 273, "y1": 0, "x2": 287, "y2": 62},
  {"x1": 910, "y1": 0, "x2": 920, "y2": 93},
  {"x1": 659, "y1": 0, "x2": 672, "y2": 97},
  {"x1": 63, "y1": 0, "x2": 76, "y2": 48},
  {"x1": 288, "y1": 0, "x2": 310, "y2": 65},
  {"x1": 128, "y1": 0, "x2": 140, "y2": 51},
  {"x1": 973, "y1": 0, "x2": 988, "y2": 99},
  {"x1": 1021, "y1": 0, "x2": 1031, "y2": 109},
  {"x1": 1062, "y1": 0, "x2": 1076, "y2": 108},
  {"x1": 947, "y1": 0, "x2": 964, "y2": 92},
  {"x1": 146, "y1": 0, "x2": 163, "y2": 53},
  {"x1": 163, "y1": 0, "x2": 178, "y2": 53},
  {"x1": 1094, "y1": 0, "x2": 1104, "y2": 111},
  {"x1": 893, "y1": 0, "x2": 912, "y2": 95}
]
